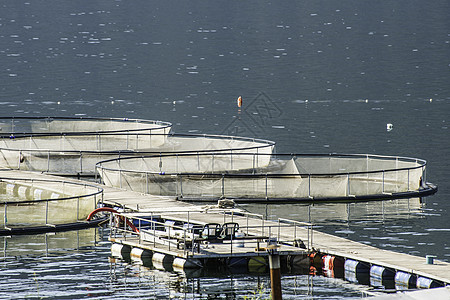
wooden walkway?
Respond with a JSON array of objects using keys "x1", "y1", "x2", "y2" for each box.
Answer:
[{"x1": 2, "y1": 169, "x2": 450, "y2": 285}]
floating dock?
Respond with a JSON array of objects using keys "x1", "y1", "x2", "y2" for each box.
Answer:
[
  {"x1": 107, "y1": 208, "x2": 450, "y2": 289},
  {"x1": 2, "y1": 169, "x2": 448, "y2": 290},
  {"x1": 0, "y1": 117, "x2": 445, "y2": 292},
  {"x1": 108, "y1": 209, "x2": 312, "y2": 273}
]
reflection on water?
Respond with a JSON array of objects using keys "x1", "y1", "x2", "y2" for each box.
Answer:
[
  {"x1": 0, "y1": 197, "x2": 444, "y2": 297},
  {"x1": 240, "y1": 197, "x2": 448, "y2": 261},
  {"x1": 1, "y1": 227, "x2": 102, "y2": 258},
  {"x1": 1, "y1": 0, "x2": 449, "y2": 297},
  {"x1": 241, "y1": 198, "x2": 424, "y2": 224},
  {"x1": 108, "y1": 258, "x2": 368, "y2": 299},
  {"x1": 0, "y1": 227, "x2": 370, "y2": 299}
]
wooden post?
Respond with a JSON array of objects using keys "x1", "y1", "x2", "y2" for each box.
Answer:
[{"x1": 268, "y1": 249, "x2": 282, "y2": 300}]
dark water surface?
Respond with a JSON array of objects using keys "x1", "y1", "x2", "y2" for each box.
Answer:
[{"x1": 1, "y1": 0, "x2": 449, "y2": 298}]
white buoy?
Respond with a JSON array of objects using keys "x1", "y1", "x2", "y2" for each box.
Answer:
[
  {"x1": 18, "y1": 186, "x2": 28, "y2": 198},
  {"x1": 152, "y1": 252, "x2": 174, "y2": 270},
  {"x1": 130, "y1": 247, "x2": 152, "y2": 263},
  {"x1": 33, "y1": 189, "x2": 43, "y2": 200},
  {"x1": 6, "y1": 184, "x2": 15, "y2": 195},
  {"x1": 111, "y1": 243, "x2": 131, "y2": 259},
  {"x1": 173, "y1": 257, "x2": 202, "y2": 269},
  {"x1": 387, "y1": 123, "x2": 393, "y2": 132}
]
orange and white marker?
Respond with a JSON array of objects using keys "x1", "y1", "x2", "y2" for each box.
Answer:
[{"x1": 237, "y1": 96, "x2": 242, "y2": 107}]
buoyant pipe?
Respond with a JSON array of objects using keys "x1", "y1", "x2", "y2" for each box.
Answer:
[{"x1": 86, "y1": 207, "x2": 138, "y2": 233}]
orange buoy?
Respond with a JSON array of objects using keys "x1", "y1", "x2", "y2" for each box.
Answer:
[{"x1": 237, "y1": 96, "x2": 242, "y2": 107}]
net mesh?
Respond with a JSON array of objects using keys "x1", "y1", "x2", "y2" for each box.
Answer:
[
  {"x1": 1, "y1": 118, "x2": 171, "y2": 134},
  {"x1": 0, "y1": 134, "x2": 273, "y2": 175},
  {"x1": 98, "y1": 154, "x2": 426, "y2": 200},
  {"x1": 0, "y1": 180, "x2": 99, "y2": 226}
]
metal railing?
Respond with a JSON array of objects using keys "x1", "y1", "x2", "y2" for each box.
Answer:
[
  {"x1": 0, "y1": 178, "x2": 103, "y2": 228},
  {"x1": 0, "y1": 116, "x2": 172, "y2": 137},
  {"x1": 109, "y1": 210, "x2": 313, "y2": 257},
  {"x1": 1, "y1": 132, "x2": 274, "y2": 176},
  {"x1": 97, "y1": 153, "x2": 430, "y2": 202}
]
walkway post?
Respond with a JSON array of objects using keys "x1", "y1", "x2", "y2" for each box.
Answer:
[
  {"x1": 268, "y1": 247, "x2": 282, "y2": 300},
  {"x1": 4, "y1": 203, "x2": 7, "y2": 228}
]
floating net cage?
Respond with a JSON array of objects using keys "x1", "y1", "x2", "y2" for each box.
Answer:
[
  {"x1": 0, "y1": 117, "x2": 437, "y2": 203},
  {"x1": 96, "y1": 153, "x2": 435, "y2": 202},
  {"x1": 0, "y1": 117, "x2": 275, "y2": 175},
  {"x1": 0, "y1": 177, "x2": 102, "y2": 227},
  {"x1": 0, "y1": 116, "x2": 172, "y2": 136}
]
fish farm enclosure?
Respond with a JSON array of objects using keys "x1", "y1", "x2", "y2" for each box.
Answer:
[
  {"x1": 0, "y1": 117, "x2": 434, "y2": 203},
  {"x1": 1, "y1": 117, "x2": 446, "y2": 296},
  {"x1": 97, "y1": 152, "x2": 433, "y2": 202}
]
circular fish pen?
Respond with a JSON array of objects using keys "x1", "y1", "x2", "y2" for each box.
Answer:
[
  {"x1": 0, "y1": 117, "x2": 172, "y2": 175},
  {"x1": 96, "y1": 153, "x2": 437, "y2": 203},
  {"x1": 0, "y1": 116, "x2": 173, "y2": 137},
  {"x1": 0, "y1": 176, "x2": 104, "y2": 235},
  {"x1": 0, "y1": 117, "x2": 274, "y2": 175}
]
